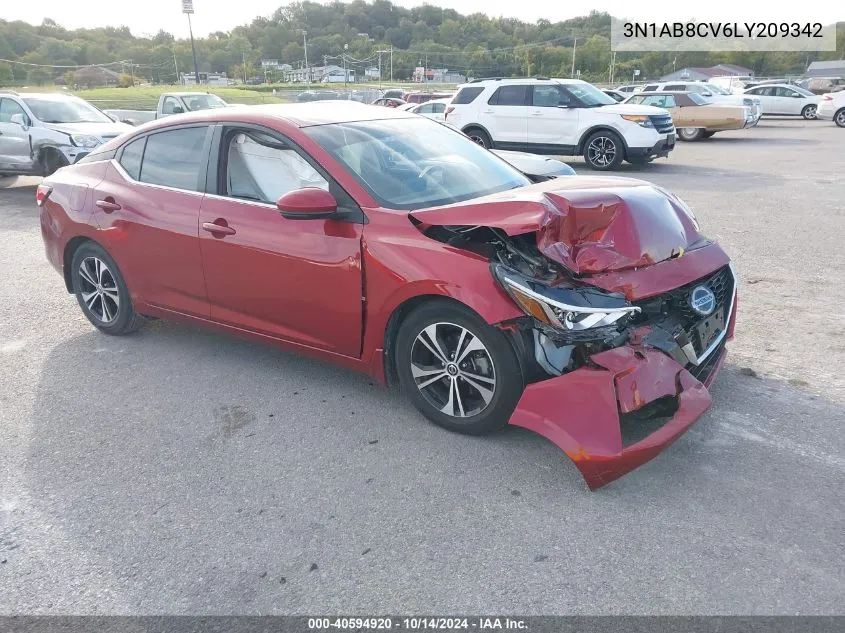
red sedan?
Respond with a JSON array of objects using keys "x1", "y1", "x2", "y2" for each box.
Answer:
[{"x1": 38, "y1": 102, "x2": 736, "y2": 489}]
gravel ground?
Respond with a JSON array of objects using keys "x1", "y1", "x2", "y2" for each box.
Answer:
[{"x1": 0, "y1": 119, "x2": 843, "y2": 615}]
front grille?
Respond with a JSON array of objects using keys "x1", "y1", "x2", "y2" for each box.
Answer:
[
  {"x1": 649, "y1": 114, "x2": 675, "y2": 133},
  {"x1": 633, "y1": 265, "x2": 735, "y2": 361}
]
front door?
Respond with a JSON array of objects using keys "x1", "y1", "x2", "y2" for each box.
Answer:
[
  {"x1": 0, "y1": 98, "x2": 35, "y2": 172},
  {"x1": 198, "y1": 127, "x2": 363, "y2": 357}
]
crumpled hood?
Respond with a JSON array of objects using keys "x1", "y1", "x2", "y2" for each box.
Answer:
[
  {"x1": 45, "y1": 121, "x2": 134, "y2": 139},
  {"x1": 409, "y1": 177, "x2": 703, "y2": 275}
]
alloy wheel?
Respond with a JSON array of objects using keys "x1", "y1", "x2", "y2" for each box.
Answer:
[
  {"x1": 77, "y1": 256, "x2": 120, "y2": 323},
  {"x1": 836, "y1": 110, "x2": 845, "y2": 127},
  {"x1": 468, "y1": 134, "x2": 487, "y2": 148},
  {"x1": 587, "y1": 136, "x2": 616, "y2": 167},
  {"x1": 803, "y1": 104, "x2": 817, "y2": 119},
  {"x1": 410, "y1": 321, "x2": 496, "y2": 418}
]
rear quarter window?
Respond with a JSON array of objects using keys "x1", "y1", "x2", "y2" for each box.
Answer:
[
  {"x1": 452, "y1": 86, "x2": 484, "y2": 104},
  {"x1": 118, "y1": 137, "x2": 146, "y2": 180}
]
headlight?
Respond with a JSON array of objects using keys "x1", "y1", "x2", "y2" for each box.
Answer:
[
  {"x1": 620, "y1": 114, "x2": 654, "y2": 128},
  {"x1": 492, "y1": 265, "x2": 640, "y2": 331},
  {"x1": 70, "y1": 134, "x2": 101, "y2": 149}
]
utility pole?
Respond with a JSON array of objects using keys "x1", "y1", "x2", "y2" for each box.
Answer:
[
  {"x1": 390, "y1": 46, "x2": 393, "y2": 83},
  {"x1": 129, "y1": 59, "x2": 135, "y2": 86},
  {"x1": 302, "y1": 30, "x2": 309, "y2": 86},
  {"x1": 609, "y1": 50, "x2": 616, "y2": 85},
  {"x1": 242, "y1": 50, "x2": 247, "y2": 84},
  {"x1": 173, "y1": 52, "x2": 180, "y2": 85},
  {"x1": 183, "y1": 0, "x2": 200, "y2": 85},
  {"x1": 571, "y1": 38, "x2": 577, "y2": 78}
]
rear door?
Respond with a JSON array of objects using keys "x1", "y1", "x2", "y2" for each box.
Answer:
[
  {"x1": 526, "y1": 84, "x2": 579, "y2": 150},
  {"x1": 749, "y1": 87, "x2": 778, "y2": 114},
  {"x1": 197, "y1": 125, "x2": 363, "y2": 357},
  {"x1": 482, "y1": 84, "x2": 530, "y2": 149},
  {"x1": 92, "y1": 125, "x2": 212, "y2": 317},
  {"x1": 0, "y1": 98, "x2": 35, "y2": 172}
]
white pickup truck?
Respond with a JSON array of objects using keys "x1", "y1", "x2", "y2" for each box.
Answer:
[{"x1": 105, "y1": 92, "x2": 233, "y2": 126}]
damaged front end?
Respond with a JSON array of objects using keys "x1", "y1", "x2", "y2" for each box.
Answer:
[{"x1": 412, "y1": 180, "x2": 737, "y2": 489}]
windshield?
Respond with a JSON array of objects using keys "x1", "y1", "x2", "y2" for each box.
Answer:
[
  {"x1": 566, "y1": 82, "x2": 617, "y2": 107},
  {"x1": 182, "y1": 94, "x2": 228, "y2": 111},
  {"x1": 23, "y1": 97, "x2": 112, "y2": 124},
  {"x1": 705, "y1": 84, "x2": 730, "y2": 95},
  {"x1": 305, "y1": 118, "x2": 530, "y2": 210}
]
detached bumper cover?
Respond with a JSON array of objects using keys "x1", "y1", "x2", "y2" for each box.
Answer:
[{"x1": 508, "y1": 343, "x2": 725, "y2": 490}]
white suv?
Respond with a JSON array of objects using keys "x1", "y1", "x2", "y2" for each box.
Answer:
[{"x1": 444, "y1": 78, "x2": 676, "y2": 170}]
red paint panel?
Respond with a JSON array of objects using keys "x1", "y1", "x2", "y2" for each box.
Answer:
[{"x1": 198, "y1": 196, "x2": 363, "y2": 357}]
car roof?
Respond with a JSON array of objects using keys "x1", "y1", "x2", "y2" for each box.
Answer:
[
  {"x1": 634, "y1": 91, "x2": 693, "y2": 95},
  {"x1": 14, "y1": 92, "x2": 83, "y2": 100},
  {"x1": 461, "y1": 78, "x2": 588, "y2": 87},
  {"x1": 129, "y1": 101, "x2": 418, "y2": 132}
]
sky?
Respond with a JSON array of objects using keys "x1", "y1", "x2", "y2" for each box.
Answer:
[{"x1": 1, "y1": 0, "x2": 842, "y2": 39}]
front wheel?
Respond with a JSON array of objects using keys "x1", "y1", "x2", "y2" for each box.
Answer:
[
  {"x1": 583, "y1": 130, "x2": 624, "y2": 170},
  {"x1": 71, "y1": 242, "x2": 144, "y2": 335},
  {"x1": 677, "y1": 128, "x2": 704, "y2": 141},
  {"x1": 801, "y1": 104, "x2": 817, "y2": 120},
  {"x1": 834, "y1": 108, "x2": 845, "y2": 128},
  {"x1": 395, "y1": 300, "x2": 524, "y2": 436}
]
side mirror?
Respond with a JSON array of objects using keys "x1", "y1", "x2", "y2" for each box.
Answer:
[
  {"x1": 172, "y1": 105, "x2": 184, "y2": 114},
  {"x1": 10, "y1": 113, "x2": 29, "y2": 129},
  {"x1": 276, "y1": 188, "x2": 338, "y2": 219}
]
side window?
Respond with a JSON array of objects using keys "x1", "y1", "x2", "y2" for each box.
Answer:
[
  {"x1": 643, "y1": 84, "x2": 659, "y2": 91},
  {"x1": 452, "y1": 87, "x2": 483, "y2": 104},
  {"x1": 118, "y1": 137, "x2": 146, "y2": 180},
  {"x1": 161, "y1": 96, "x2": 182, "y2": 114},
  {"x1": 225, "y1": 131, "x2": 328, "y2": 203},
  {"x1": 417, "y1": 103, "x2": 434, "y2": 114},
  {"x1": 488, "y1": 85, "x2": 528, "y2": 106},
  {"x1": 626, "y1": 95, "x2": 646, "y2": 105},
  {"x1": 432, "y1": 103, "x2": 446, "y2": 113},
  {"x1": 139, "y1": 127, "x2": 208, "y2": 191},
  {"x1": 663, "y1": 95, "x2": 677, "y2": 108},
  {"x1": 531, "y1": 85, "x2": 564, "y2": 107},
  {"x1": 0, "y1": 98, "x2": 28, "y2": 124},
  {"x1": 778, "y1": 88, "x2": 797, "y2": 97},
  {"x1": 760, "y1": 87, "x2": 776, "y2": 97},
  {"x1": 642, "y1": 95, "x2": 666, "y2": 107},
  {"x1": 664, "y1": 84, "x2": 685, "y2": 91}
]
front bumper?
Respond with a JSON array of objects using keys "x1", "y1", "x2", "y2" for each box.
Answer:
[
  {"x1": 626, "y1": 133, "x2": 675, "y2": 160},
  {"x1": 507, "y1": 261, "x2": 737, "y2": 490}
]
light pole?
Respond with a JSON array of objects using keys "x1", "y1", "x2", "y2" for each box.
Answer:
[
  {"x1": 302, "y1": 30, "x2": 309, "y2": 86},
  {"x1": 182, "y1": 0, "x2": 200, "y2": 85},
  {"x1": 571, "y1": 38, "x2": 577, "y2": 78},
  {"x1": 343, "y1": 43, "x2": 349, "y2": 94}
]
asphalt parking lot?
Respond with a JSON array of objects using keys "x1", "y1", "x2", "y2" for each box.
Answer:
[{"x1": 0, "y1": 119, "x2": 843, "y2": 615}]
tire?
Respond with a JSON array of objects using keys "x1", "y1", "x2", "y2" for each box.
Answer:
[
  {"x1": 395, "y1": 299, "x2": 524, "y2": 436},
  {"x1": 677, "y1": 128, "x2": 704, "y2": 142},
  {"x1": 834, "y1": 108, "x2": 845, "y2": 128},
  {"x1": 582, "y1": 130, "x2": 624, "y2": 170},
  {"x1": 801, "y1": 104, "x2": 817, "y2": 120},
  {"x1": 463, "y1": 127, "x2": 492, "y2": 149},
  {"x1": 39, "y1": 148, "x2": 69, "y2": 177},
  {"x1": 70, "y1": 241, "x2": 144, "y2": 335}
]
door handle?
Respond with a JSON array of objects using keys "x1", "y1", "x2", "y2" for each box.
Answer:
[
  {"x1": 95, "y1": 199, "x2": 121, "y2": 213},
  {"x1": 482, "y1": 109, "x2": 494, "y2": 114},
  {"x1": 530, "y1": 111, "x2": 543, "y2": 116},
  {"x1": 202, "y1": 220, "x2": 236, "y2": 236}
]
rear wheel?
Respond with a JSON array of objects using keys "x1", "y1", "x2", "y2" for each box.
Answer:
[
  {"x1": 583, "y1": 130, "x2": 624, "y2": 170},
  {"x1": 70, "y1": 242, "x2": 144, "y2": 335},
  {"x1": 834, "y1": 108, "x2": 845, "y2": 128},
  {"x1": 677, "y1": 128, "x2": 705, "y2": 142},
  {"x1": 801, "y1": 104, "x2": 817, "y2": 120},
  {"x1": 464, "y1": 127, "x2": 492, "y2": 149},
  {"x1": 395, "y1": 300, "x2": 523, "y2": 436}
]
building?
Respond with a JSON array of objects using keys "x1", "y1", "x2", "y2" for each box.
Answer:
[
  {"x1": 412, "y1": 67, "x2": 466, "y2": 84},
  {"x1": 285, "y1": 64, "x2": 354, "y2": 83},
  {"x1": 180, "y1": 72, "x2": 233, "y2": 86},
  {"x1": 660, "y1": 64, "x2": 754, "y2": 82},
  {"x1": 73, "y1": 66, "x2": 121, "y2": 89},
  {"x1": 365, "y1": 67, "x2": 381, "y2": 80},
  {"x1": 804, "y1": 60, "x2": 845, "y2": 78}
]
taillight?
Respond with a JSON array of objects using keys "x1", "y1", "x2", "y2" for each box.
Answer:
[
  {"x1": 36, "y1": 184, "x2": 53, "y2": 207},
  {"x1": 822, "y1": 95, "x2": 833, "y2": 101},
  {"x1": 444, "y1": 106, "x2": 454, "y2": 119}
]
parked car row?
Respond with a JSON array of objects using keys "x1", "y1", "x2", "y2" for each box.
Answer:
[{"x1": 36, "y1": 100, "x2": 738, "y2": 489}]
